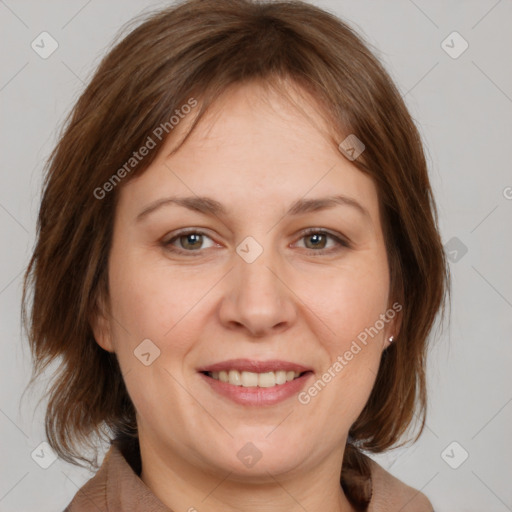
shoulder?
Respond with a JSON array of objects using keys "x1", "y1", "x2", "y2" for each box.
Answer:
[
  {"x1": 365, "y1": 455, "x2": 434, "y2": 512},
  {"x1": 63, "y1": 438, "x2": 170, "y2": 512},
  {"x1": 63, "y1": 450, "x2": 112, "y2": 511}
]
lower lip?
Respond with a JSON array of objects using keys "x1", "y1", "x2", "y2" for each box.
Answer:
[{"x1": 199, "y1": 372, "x2": 313, "y2": 406}]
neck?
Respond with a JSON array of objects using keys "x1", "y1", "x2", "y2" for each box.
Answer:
[{"x1": 138, "y1": 434, "x2": 357, "y2": 512}]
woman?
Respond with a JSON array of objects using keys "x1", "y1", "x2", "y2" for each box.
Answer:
[{"x1": 22, "y1": 0, "x2": 449, "y2": 510}]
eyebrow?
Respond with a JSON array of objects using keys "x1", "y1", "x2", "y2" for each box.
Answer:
[{"x1": 135, "y1": 194, "x2": 371, "y2": 222}]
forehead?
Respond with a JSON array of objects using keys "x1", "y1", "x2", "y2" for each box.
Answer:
[
  {"x1": 117, "y1": 80, "x2": 380, "y2": 225},
  {"x1": 168, "y1": 80, "x2": 340, "y2": 165}
]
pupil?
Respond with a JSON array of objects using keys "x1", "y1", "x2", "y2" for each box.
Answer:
[
  {"x1": 308, "y1": 233, "x2": 325, "y2": 249},
  {"x1": 184, "y1": 234, "x2": 201, "y2": 249},
  {"x1": 180, "y1": 233, "x2": 327, "y2": 251}
]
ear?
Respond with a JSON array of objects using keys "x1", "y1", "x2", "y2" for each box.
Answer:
[
  {"x1": 89, "y1": 291, "x2": 115, "y2": 353},
  {"x1": 382, "y1": 300, "x2": 403, "y2": 350}
]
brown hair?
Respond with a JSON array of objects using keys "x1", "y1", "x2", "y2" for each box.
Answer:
[{"x1": 22, "y1": 0, "x2": 449, "y2": 507}]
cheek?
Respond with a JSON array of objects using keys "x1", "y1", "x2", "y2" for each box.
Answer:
[
  {"x1": 297, "y1": 253, "x2": 390, "y2": 411},
  {"x1": 107, "y1": 246, "x2": 215, "y2": 350},
  {"x1": 305, "y1": 254, "x2": 390, "y2": 347},
  {"x1": 105, "y1": 250, "x2": 203, "y2": 429}
]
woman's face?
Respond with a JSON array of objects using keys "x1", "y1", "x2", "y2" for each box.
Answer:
[{"x1": 92, "y1": 81, "x2": 397, "y2": 479}]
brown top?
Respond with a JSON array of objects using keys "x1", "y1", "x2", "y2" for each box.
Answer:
[{"x1": 64, "y1": 438, "x2": 434, "y2": 512}]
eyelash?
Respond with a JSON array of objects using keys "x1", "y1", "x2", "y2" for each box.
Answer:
[{"x1": 161, "y1": 228, "x2": 350, "y2": 256}]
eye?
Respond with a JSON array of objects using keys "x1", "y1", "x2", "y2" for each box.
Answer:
[
  {"x1": 162, "y1": 229, "x2": 217, "y2": 254},
  {"x1": 294, "y1": 228, "x2": 350, "y2": 254},
  {"x1": 161, "y1": 228, "x2": 350, "y2": 256}
]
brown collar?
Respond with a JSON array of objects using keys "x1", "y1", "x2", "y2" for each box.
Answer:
[{"x1": 66, "y1": 437, "x2": 433, "y2": 511}]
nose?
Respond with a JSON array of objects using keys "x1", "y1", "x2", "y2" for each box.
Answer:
[{"x1": 218, "y1": 244, "x2": 297, "y2": 338}]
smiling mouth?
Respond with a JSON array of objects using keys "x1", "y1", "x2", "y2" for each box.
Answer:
[{"x1": 201, "y1": 369, "x2": 311, "y2": 388}]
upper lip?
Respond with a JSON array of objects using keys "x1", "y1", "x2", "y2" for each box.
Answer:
[{"x1": 197, "y1": 359, "x2": 313, "y2": 374}]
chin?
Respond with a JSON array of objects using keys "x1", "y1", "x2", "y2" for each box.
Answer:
[{"x1": 198, "y1": 436, "x2": 309, "y2": 480}]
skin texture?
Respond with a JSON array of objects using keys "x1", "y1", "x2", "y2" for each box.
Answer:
[{"x1": 91, "y1": 81, "x2": 398, "y2": 512}]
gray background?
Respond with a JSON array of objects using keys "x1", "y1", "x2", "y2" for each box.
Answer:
[{"x1": 1, "y1": 0, "x2": 511, "y2": 510}]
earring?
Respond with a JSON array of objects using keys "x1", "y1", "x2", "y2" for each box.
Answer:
[{"x1": 388, "y1": 335, "x2": 394, "y2": 343}]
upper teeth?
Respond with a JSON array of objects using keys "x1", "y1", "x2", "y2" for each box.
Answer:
[{"x1": 209, "y1": 370, "x2": 301, "y2": 387}]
